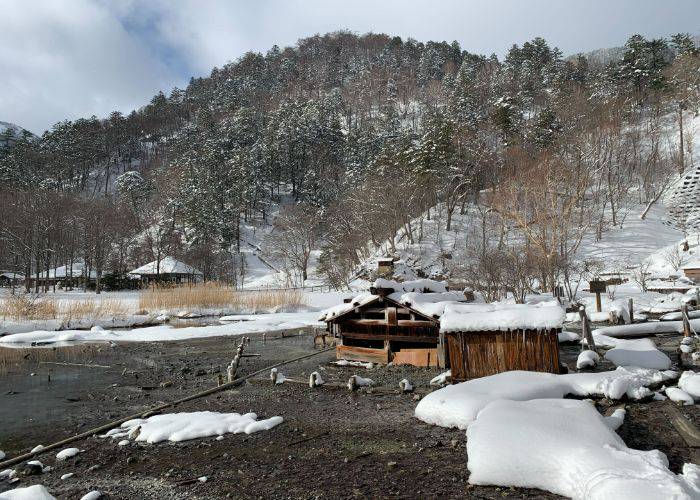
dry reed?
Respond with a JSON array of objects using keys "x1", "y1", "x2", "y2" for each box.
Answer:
[
  {"x1": 0, "y1": 294, "x2": 58, "y2": 321},
  {"x1": 0, "y1": 294, "x2": 129, "y2": 322},
  {"x1": 138, "y1": 283, "x2": 308, "y2": 312}
]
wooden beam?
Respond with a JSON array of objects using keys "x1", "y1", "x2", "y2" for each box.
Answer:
[
  {"x1": 336, "y1": 345, "x2": 389, "y2": 364},
  {"x1": 341, "y1": 332, "x2": 437, "y2": 343}
]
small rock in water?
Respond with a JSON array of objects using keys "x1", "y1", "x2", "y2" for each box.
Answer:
[
  {"x1": 387, "y1": 461, "x2": 397, "y2": 468},
  {"x1": 61, "y1": 473, "x2": 75, "y2": 480},
  {"x1": 117, "y1": 440, "x2": 129, "y2": 446}
]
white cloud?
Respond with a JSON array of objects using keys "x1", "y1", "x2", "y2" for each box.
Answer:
[{"x1": 0, "y1": 0, "x2": 177, "y2": 133}]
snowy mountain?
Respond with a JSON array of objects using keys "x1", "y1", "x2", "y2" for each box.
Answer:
[{"x1": 0, "y1": 120, "x2": 34, "y2": 147}]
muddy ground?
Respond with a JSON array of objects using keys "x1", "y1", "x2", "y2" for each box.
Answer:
[{"x1": 0, "y1": 328, "x2": 698, "y2": 499}]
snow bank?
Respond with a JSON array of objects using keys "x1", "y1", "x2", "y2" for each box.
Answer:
[
  {"x1": 440, "y1": 302, "x2": 565, "y2": 333},
  {"x1": 415, "y1": 368, "x2": 676, "y2": 430},
  {"x1": 603, "y1": 337, "x2": 672, "y2": 370},
  {"x1": 592, "y1": 318, "x2": 700, "y2": 338},
  {"x1": 466, "y1": 399, "x2": 700, "y2": 499},
  {"x1": 109, "y1": 411, "x2": 283, "y2": 443},
  {"x1": 0, "y1": 312, "x2": 323, "y2": 346},
  {"x1": 0, "y1": 485, "x2": 56, "y2": 500}
]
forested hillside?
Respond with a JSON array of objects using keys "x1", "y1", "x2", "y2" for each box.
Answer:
[{"x1": 1, "y1": 31, "x2": 699, "y2": 293}]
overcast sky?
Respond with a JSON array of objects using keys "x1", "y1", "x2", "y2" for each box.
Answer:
[{"x1": 2, "y1": 0, "x2": 699, "y2": 134}]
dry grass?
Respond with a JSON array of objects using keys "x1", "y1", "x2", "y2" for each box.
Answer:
[
  {"x1": 0, "y1": 294, "x2": 129, "y2": 322},
  {"x1": 138, "y1": 283, "x2": 308, "y2": 312},
  {"x1": 60, "y1": 299, "x2": 130, "y2": 322},
  {"x1": 0, "y1": 294, "x2": 58, "y2": 321}
]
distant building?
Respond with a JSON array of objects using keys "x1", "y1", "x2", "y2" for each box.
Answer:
[
  {"x1": 0, "y1": 271, "x2": 24, "y2": 287},
  {"x1": 38, "y1": 261, "x2": 97, "y2": 284},
  {"x1": 128, "y1": 256, "x2": 203, "y2": 284},
  {"x1": 681, "y1": 260, "x2": 700, "y2": 283}
]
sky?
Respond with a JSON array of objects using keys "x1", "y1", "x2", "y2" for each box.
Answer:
[{"x1": 1, "y1": 0, "x2": 699, "y2": 134}]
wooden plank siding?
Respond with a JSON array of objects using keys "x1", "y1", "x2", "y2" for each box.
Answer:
[{"x1": 446, "y1": 329, "x2": 561, "y2": 381}]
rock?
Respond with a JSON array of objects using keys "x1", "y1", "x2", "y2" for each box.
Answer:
[
  {"x1": 20, "y1": 462, "x2": 43, "y2": 476},
  {"x1": 387, "y1": 461, "x2": 397, "y2": 468}
]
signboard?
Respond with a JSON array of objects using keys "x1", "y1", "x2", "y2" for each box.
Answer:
[{"x1": 589, "y1": 280, "x2": 607, "y2": 293}]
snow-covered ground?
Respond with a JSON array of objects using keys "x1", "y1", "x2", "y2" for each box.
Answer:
[{"x1": 0, "y1": 311, "x2": 325, "y2": 346}]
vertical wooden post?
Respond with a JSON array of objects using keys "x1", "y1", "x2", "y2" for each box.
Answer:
[
  {"x1": 628, "y1": 298, "x2": 634, "y2": 324},
  {"x1": 437, "y1": 331, "x2": 447, "y2": 369},
  {"x1": 595, "y1": 292, "x2": 602, "y2": 313},
  {"x1": 682, "y1": 305, "x2": 692, "y2": 338},
  {"x1": 579, "y1": 306, "x2": 596, "y2": 350}
]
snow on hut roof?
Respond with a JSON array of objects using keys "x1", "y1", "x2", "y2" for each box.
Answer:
[
  {"x1": 128, "y1": 256, "x2": 203, "y2": 276},
  {"x1": 681, "y1": 259, "x2": 700, "y2": 270},
  {"x1": 39, "y1": 261, "x2": 96, "y2": 279},
  {"x1": 373, "y1": 278, "x2": 448, "y2": 293},
  {"x1": 0, "y1": 271, "x2": 24, "y2": 280},
  {"x1": 439, "y1": 302, "x2": 566, "y2": 333},
  {"x1": 317, "y1": 293, "x2": 377, "y2": 321},
  {"x1": 318, "y1": 279, "x2": 464, "y2": 322},
  {"x1": 390, "y1": 291, "x2": 468, "y2": 318}
]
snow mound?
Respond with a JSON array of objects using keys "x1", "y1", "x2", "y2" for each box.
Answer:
[
  {"x1": 603, "y1": 337, "x2": 672, "y2": 370},
  {"x1": 113, "y1": 411, "x2": 283, "y2": 443},
  {"x1": 56, "y1": 447, "x2": 81, "y2": 460},
  {"x1": 466, "y1": 399, "x2": 700, "y2": 499},
  {"x1": 559, "y1": 330, "x2": 580, "y2": 342},
  {"x1": 415, "y1": 368, "x2": 676, "y2": 430},
  {"x1": 666, "y1": 387, "x2": 695, "y2": 405},
  {"x1": 0, "y1": 485, "x2": 56, "y2": 500},
  {"x1": 679, "y1": 371, "x2": 700, "y2": 400},
  {"x1": 577, "y1": 350, "x2": 599, "y2": 369}
]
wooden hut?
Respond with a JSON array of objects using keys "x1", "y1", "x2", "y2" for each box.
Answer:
[
  {"x1": 128, "y1": 256, "x2": 203, "y2": 284},
  {"x1": 439, "y1": 303, "x2": 565, "y2": 381},
  {"x1": 681, "y1": 260, "x2": 700, "y2": 283},
  {"x1": 0, "y1": 271, "x2": 24, "y2": 287},
  {"x1": 320, "y1": 279, "x2": 467, "y2": 367}
]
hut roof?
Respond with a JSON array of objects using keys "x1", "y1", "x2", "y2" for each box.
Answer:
[
  {"x1": 0, "y1": 271, "x2": 24, "y2": 280},
  {"x1": 128, "y1": 256, "x2": 203, "y2": 276},
  {"x1": 318, "y1": 279, "x2": 465, "y2": 322},
  {"x1": 439, "y1": 302, "x2": 566, "y2": 334},
  {"x1": 39, "y1": 261, "x2": 96, "y2": 279},
  {"x1": 681, "y1": 259, "x2": 700, "y2": 270}
]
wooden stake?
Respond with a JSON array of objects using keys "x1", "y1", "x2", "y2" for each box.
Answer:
[
  {"x1": 628, "y1": 298, "x2": 634, "y2": 324},
  {"x1": 682, "y1": 305, "x2": 692, "y2": 338},
  {"x1": 579, "y1": 306, "x2": 596, "y2": 350},
  {"x1": 595, "y1": 292, "x2": 602, "y2": 313}
]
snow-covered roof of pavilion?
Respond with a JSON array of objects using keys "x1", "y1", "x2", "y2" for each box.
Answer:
[
  {"x1": 39, "y1": 261, "x2": 97, "y2": 279},
  {"x1": 128, "y1": 256, "x2": 203, "y2": 276}
]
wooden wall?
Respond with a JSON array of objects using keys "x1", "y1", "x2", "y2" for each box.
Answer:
[{"x1": 445, "y1": 329, "x2": 561, "y2": 381}]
